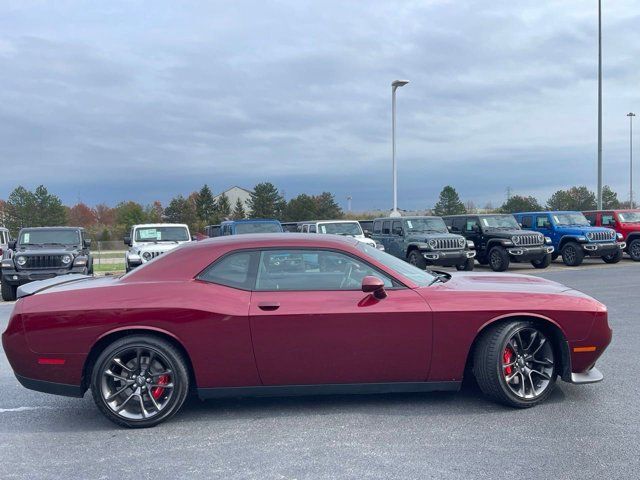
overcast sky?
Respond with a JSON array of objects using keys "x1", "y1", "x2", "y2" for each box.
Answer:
[{"x1": 1, "y1": 1, "x2": 639, "y2": 211}]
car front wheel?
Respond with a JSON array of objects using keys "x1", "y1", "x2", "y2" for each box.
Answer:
[
  {"x1": 561, "y1": 242, "x2": 584, "y2": 266},
  {"x1": 602, "y1": 248, "x2": 622, "y2": 264},
  {"x1": 1, "y1": 281, "x2": 17, "y2": 301},
  {"x1": 629, "y1": 239, "x2": 640, "y2": 261},
  {"x1": 488, "y1": 246, "x2": 509, "y2": 272},
  {"x1": 473, "y1": 321, "x2": 557, "y2": 408},
  {"x1": 531, "y1": 253, "x2": 552, "y2": 269},
  {"x1": 408, "y1": 250, "x2": 427, "y2": 269},
  {"x1": 455, "y1": 258, "x2": 475, "y2": 271},
  {"x1": 91, "y1": 335, "x2": 190, "y2": 428}
]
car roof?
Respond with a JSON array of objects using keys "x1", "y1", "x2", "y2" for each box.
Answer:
[
  {"x1": 221, "y1": 219, "x2": 280, "y2": 224},
  {"x1": 373, "y1": 216, "x2": 441, "y2": 221},
  {"x1": 133, "y1": 223, "x2": 189, "y2": 228},
  {"x1": 19, "y1": 226, "x2": 84, "y2": 230},
  {"x1": 196, "y1": 233, "x2": 358, "y2": 248},
  {"x1": 301, "y1": 220, "x2": 360, "y2": 224},
  {"x1": 583, "y1": 209, "x2": 640, "y2": 213}
]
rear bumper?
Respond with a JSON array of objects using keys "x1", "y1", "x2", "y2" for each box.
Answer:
[
  {"x1": 421, "y1": 249, "x2": 475, "y2": 266},
  {"x1": 14, "y1": 373, "x2": 84, "y2": 398}
]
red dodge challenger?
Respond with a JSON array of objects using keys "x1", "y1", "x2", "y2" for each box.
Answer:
[{"x1": 2, "y1": 234, "x2": 611, "y2": 428}]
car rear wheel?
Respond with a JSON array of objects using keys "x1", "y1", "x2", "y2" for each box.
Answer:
[
  {"x1": 488, "y1": 246, "x2": 509, "y2": 272},
  {"x1": 455, "y1": 258, "x2": 475, "y2": 271},
  {"x1": 629, "y1": 239, "x2": 640, "y2": 261},
  {"x1": 561, "y1": 242, "x2": 584, "y2": 266},
  {"x1": 1, "y1": 281, "x2": 17, "y2": 301},
  {"x1": 408, "y1": 250, "x2": 427, "y2": 269},
  {"x1": 602, "y1": 248, "x2": 622, "y2": 264},
  {"x1": 91, "y1": 335, "x2": 190, "y2": 428},
  {"x1": 531, "y1": 253, "x2": 552, "y2": 269},
  {"x1": 473, "y1": 321, "x2": 557, "y2": 408}
]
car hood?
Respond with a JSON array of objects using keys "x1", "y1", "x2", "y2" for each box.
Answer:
[
  {"x1": 408, "y1": 233, "x2": 465, "y2": 242},
  {"x1": 482, "y1": 229, "x2": 533, "y2": 238},
  {"x1": 14, "y1": 247, "x2": 79, "y2": 255},
  {"x1": 134, "y1": 242, "x2": 183, "y2": 253},
  {"x1": 432, "y1": 271, "x2": 575, "y2": 295},
  {"x1": 555, "y1": 226, "x2": 611, "y2": 236}
]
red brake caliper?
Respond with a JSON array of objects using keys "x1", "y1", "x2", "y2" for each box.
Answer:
[
  {"x1": 151, "y1": 375, "x2": 169, "y2": 399},
  {"x1": 503, "y1": 347, "x2": 514, "y2": 376}
]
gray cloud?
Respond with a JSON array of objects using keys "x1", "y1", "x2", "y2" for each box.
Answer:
[{"x1": 0, "y1": 0, "x2": 639, "y2": 211}]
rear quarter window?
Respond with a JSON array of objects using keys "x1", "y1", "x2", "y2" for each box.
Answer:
[{"x1": 198, "y1": 251, "x2": 258, "y2": 290}]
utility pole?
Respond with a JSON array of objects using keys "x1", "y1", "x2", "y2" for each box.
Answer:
[
  {"x1": 628, "y1": 112, "x2": 636, "y2": 208},
  {"x1": 597, "y1": 0, "x2": 603, "y2": 210}
]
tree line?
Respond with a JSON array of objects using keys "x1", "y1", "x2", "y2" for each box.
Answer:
[
  {"x1": 0, "y1": 182, "x2": 342, "y2": 240},
  {"x1": 432, "y1": 184, "x2": 627, "y2": 216}
]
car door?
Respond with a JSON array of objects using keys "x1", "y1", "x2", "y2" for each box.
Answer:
[
  {"x1": 535, "y1": 214, "x2": 556, "y2": 243},
  {"x1": 249, "y1": 248, "x2": 433, "y2": 386}
]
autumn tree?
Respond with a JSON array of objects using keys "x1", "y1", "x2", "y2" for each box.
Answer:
[
  {"x1": 114, "y1": 201, "x2": 147, "y2": 231},
  {"x1": 67, "y1": 203, "x2": 97, "y2": 228}
]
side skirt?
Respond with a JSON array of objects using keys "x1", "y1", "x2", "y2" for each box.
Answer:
[{"x1": 197, "y1": 381, "x2": 461, "y2": 400}]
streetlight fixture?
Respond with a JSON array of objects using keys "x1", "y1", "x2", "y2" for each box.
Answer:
[
  {"x1": 628, "y1": 112, "x2": 636, "y2": 208},
  {"x1": 597, "y1": 0, "x2": 603, "y2": 210},
  {"x1": 391, "y1": 79, "x2": 409, "y2": 218}
]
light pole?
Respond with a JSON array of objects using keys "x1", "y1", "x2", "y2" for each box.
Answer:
[
  {"x1": 628, "y1": 112, "x2": 636, "y2": 208},
  {"x1": 391, "y1": 79, "x2": 409, "y2": 217},
  {"x1": 597, "y1": 0, "x2": 603, "y2": 210},
  {"x1": 346, "y1": 196, "x2": 352, "y2": 212}
]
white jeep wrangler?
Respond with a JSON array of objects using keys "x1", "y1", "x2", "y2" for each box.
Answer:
[{"x1": 124, "y1": 224, "x2": 191, "y2": 272}]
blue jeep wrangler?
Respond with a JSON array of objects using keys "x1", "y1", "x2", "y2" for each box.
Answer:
[
  {"x1": 513, "y1": 211, "x2": 625, "y2": 266},
  {"x1": 219, "y1": 219, "x2": 283, "y2": 235}
]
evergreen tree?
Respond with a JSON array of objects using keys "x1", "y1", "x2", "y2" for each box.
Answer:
[
  {"x1": 216, "y1": 193, "x2": 231, "y2": 220},
  {"x1": 5, "y1": 185, "x2": 66, "y2": 234},
  {"x1": 285, "y1": 194, "x2": 317, "y2": 222},
  {"x1": 248, "y1": 182, "x2": 286, "y2": 218},
  {"x1": 602, "y1": 185, "x2": 621, "y2": 209},
  {"x1": 115, "y1": 201, "x2": 147, "y2": 230},
  {"x1": 499, "y1": 195, "x2": 542, "y2": 213},
  {"x1": 314, "y1": 192, "x2": 343, "y2": 219},
  {"x1": 164, "y1": 195, "x2": 198, "y2": 230},
  {"x1": 433, "y1": 186, "x2": 466, "y2": 216},
  {"x1": 546, "y1": 186, "x2": 596, "y2": 211},
  {"x1": 231, "y1": 198, "x2": 246, "y2": 220},
  {"x1": 195, "y1": 185, "x2": 217, "y2": 223}
]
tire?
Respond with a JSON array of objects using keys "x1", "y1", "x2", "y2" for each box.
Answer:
[
  {"x1": 456, "y1": 257, "x2": 475, "y2": 271},
  {"x1": 88, "y1": 259, "x2": 94, "y2": 275},
  {"x1": 488, "y1": 246, "x2": 509, "y2": 272},
  {"x1": 531, "y1": 253, "x2": 552, "y2": 269},
  {"x1": 560, "y1": 242, "x2": 584, "y2": 266},
  {"x1": 125, "y1": 262, "x2": 131, "y2": 273},
  {"x1": 628, "y1": 238, "x2": 640, "y2": 261},
  {"x1": 91, "y1": 335, "x2": 190, "y2": 428},
  {"x1": 473, "y1": 320, "x2": 557, "y2": 408},
  {"x1": 602, "y1": 248, "x2": 622, "y2": 264},
  {"x1": 1, "y1": 281, "x2": 17, "y2": 301},
  {"x1": 407, "y1": 250, "x2": 427, "y2": 270}
]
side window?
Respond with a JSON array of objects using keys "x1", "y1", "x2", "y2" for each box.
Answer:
[
  {"x1": 601, "y1": 214, "x2": 615, "y2": 226},
  {"x1": 382, "y1": 221, "x2": 391, "y2": 234},
  {"x1": 536, "y1": 216, "x2": 549, "y2": 228},
  {"x1": 373, "y1": 221, "x2": 382, "y2": 234},
  {"x1": 392, "y1": 221, "x2": 402, "y2": 235},
  {"x1": 309, "y1": 225, "x2": 317, "y2": 233},
  {"x1": 465, "y1": 218, "x2": 479, "y2": 232},
  {"x1": 198, "y1": 251, "x2": 257, "y2": 289},
  {"x1": 584, "y1": 213, "x2": 597, "y2": 226},
  {"x1": 255, "y1": 250, "x2": 394, "y2": 291},
  {"x1": 521, "y1": 216, "x2": 532, "y2": 229}
]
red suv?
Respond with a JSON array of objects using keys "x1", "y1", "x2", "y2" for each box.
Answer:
[{"x1": 583, "y1": 210, "x2": 640, "y2": 261}]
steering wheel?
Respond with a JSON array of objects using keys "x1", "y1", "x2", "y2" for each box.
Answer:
[{"x1": 339, "y1": 263, "x2": 354, "y2": 289}]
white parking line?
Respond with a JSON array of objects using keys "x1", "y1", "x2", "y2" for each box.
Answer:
[{"x1": 0, "y1": 406, "x2": 54, "y2": 413}]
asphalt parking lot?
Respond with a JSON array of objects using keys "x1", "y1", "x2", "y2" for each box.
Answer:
[{"x1": 1, "y1": 259, "x2": 639, "y2": 479}]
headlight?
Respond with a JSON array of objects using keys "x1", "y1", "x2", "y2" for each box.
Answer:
[
  {"x1": 142, "y1": 251, "x2": 152, "y2": 260},
  {"x1": 428, "y1": 239, "x2": 437, "y2": 249},
  {"x1": 616, "y1": 232, "x2": 624, "y2": 241},
  {"x1": 537, "y1": 234, "x2": 544, "y2": 243},
  {"x1": 544, "y1": 236, "x2": 552, "y2": 244},
  {"x1": 61, "y1": 255, "x2": 72, "y2": 264},
  {"x1": 511, "y1": 236, "x2": 521, "y2": 245},
  {"x1": 458, "y1": 237, "x2": 465, "y2": 247},
  {"x1": 586, "y1": 232, "x2": 594, "y2": 240},
  {"x1": 16, "y1": 256, "x2": 27, "y2": 266}
]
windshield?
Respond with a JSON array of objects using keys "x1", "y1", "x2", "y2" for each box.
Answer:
[
  {"x1": 480, "y1": 215, "x2": 520, "y2": 230},
  {"x1": 318, "y1": 222, "x2": 363, "y2": 236},
  {"x1": 618, "y1": 212, "x2": 640, "y2": 223},
  {"x1": 19, "y1": 229, "x2": 80, "y2": 246},
  {"x1": 135, "y1": 226, "x2": 190, "y2": 242},
  {"x1": 404, "y1": 217, "x2": 448, "y2": 233},
  {"x1": 356, "y1": 242, "x2": 436, "y2": 287},
  {"x1": 234, "y1": 222, "x2": 283, "y2": 234},
  {"x1": 552, "y1": 213, "x2": 590, "y2": 227}
]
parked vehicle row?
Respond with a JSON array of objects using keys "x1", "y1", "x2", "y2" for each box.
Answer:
[{"x1": 583, "y1": 209, "x2": 640, "y2": 261}]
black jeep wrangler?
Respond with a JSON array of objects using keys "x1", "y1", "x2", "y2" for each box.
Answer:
[
  {"x1": 1, "y1": 227, "x2": 93, "y2": 301},
  {"x1": 371, "y1": 216, "x2": 476, "y2": 270},
  {"x1": 443, "y1": 214, "x2": 554, "y2": 272}
]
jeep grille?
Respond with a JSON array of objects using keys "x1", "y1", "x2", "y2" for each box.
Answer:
[
  {"x1": 433, "y1": 238, "x2": 464, "y2": 250},
  {"x1": 587, "y1": 231, "x2": 615, "y2": 242},
  {"x1": 513, "y1": 234, "x2": 543, "y2": 246},
  {"x1": 22, "y1": 255, "x2": 65, "y2": 269}
]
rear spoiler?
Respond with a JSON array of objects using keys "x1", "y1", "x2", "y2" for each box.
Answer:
[{"x1": 17, "y1": 274, "x2": 93, "y2": 299}]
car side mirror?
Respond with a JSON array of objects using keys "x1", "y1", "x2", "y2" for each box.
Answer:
[
  {"x1": 8, "y1": 240, "x2": 16, "y2": 250},
  {"x1": 361, "y1": 276, "x2": 387, "y2": 299},
  {"x1": 393, "y1": 228, "x2": 403, "y2": 236},
  {"x1": 446, "y1": 225, "x2": 453, "y2": 232},
  {"x1": 84, "y1": 239, "x2": 92, "y2": 248},
  {"x1": 123, "y1": 235, "x2": 131, "y2": 246}
]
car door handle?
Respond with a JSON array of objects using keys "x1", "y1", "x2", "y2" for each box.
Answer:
[{"x1": 258, "y1": 302, "x2": 280, "y2": 311}]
